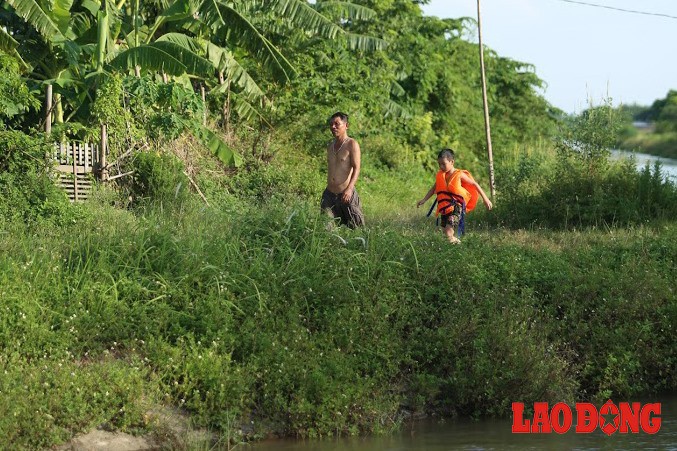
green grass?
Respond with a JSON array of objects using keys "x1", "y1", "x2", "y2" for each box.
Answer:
[
  {"x1": 1, "y1": 132, "x2": 676, "y2": 448},
  {"x1": 1, "y1": 182, "x2": 675, "y2": 447}
]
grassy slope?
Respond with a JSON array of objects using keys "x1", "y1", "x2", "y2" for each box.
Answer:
[{"x1": 0, "y1": 144, "x2": 675, "y2": 448}]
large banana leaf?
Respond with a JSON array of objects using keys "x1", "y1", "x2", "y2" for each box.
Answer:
[
  {"x1": 52, "y1": 0, "x2": 75, "y2": 38},
  {"x1": 266, "y1": 0, "x2": 385, "y2": 51},
  {"x1": 313, "y1": 1, "x2": 376, "y2": 21},
  {"x1": 262, "y1": 0, "x2": 342, "y2": 39},
  {"x1": 230, "y1": 91, "x2": 271, "y2": 126},
  {"x1": 5, "y1": 0, "x2": 64, "y2": 42},
  {"x1": 383, "y1": 98, "x2": 411, "y2": 119},
  {"x1": 204, "y1": 45, "x2": 264, "y2": 100},
  {"x1": 81, "y1": 0, "x2": 101, "y2": 15},
  {"x1": 108, "y1": 44, "x2": 187, "y2": 75},
  {"x1": 71, "y1": 12, "x2": 94, "y2": 39},
  {"x1": 157, "y1": 0, "x2": 193, "y2": 22},
  {"x1": 158, "y1": 33, "x2": 264, "y2": 99},
  {"x1": 190, "y1": 122, "x2": 243, "y2": 167},
  {"x1": 198, "y1": 0, "x2": 296, "y2": 82},
  {"x1": 0, "y1": 28, "x2": 28, "y2": 67},
  {"x1": 390, "y1": 80, "x2": 405, "y2": 97},
  {"x1": 145, "y1": 0, "x2": 194, "y2": 44},
  {"x1": 151, "y1": 40, "x2": 214, "y2": 76},
  {"x1": 123, "y1": 27, "x2": 151, "y2": 49},
  {"x1": 342, "y1": 32, "x2": 386, "y2": 52}
]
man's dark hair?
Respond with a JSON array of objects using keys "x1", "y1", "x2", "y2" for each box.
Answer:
[
  {"x1": 438, "y1": 148, "x2": 455, "y2": 161},
  {"x1": 329, "y1": 112, "x2": 349, "y2": 124}
]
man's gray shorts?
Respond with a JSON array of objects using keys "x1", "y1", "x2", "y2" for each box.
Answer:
[{"x1": 320, "y1": 188, "x2": 365, "y2": 228}]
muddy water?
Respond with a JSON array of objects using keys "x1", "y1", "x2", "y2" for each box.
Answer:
[{"x1": 252, "y1": 395, "x2": 677, "y2": 450}]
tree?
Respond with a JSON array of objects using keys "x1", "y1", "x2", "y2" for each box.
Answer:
[{"x1": 0, "y1": 50, "x2": 39, "y2": 127}]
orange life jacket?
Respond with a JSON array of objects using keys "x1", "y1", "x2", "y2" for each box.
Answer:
[{"x1": 434, "y1": 169, "x2": 480, "y2": 215}]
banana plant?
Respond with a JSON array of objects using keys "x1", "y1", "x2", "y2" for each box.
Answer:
[
  {"x1": 2, "y1": 0, "x2": 386, "y2": 166},
  {"x1": 0, "y1": 0, "x2": 122, "y2": 123},
  {"x1": 0, "y1": 26, "x2": 28, "y2": 67}
]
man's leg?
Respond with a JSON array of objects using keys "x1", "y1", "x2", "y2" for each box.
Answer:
[
  {"x1": 344, "y1": 189, "x2": 365, "y2": 228},
  {"x1": 321, "y1": 189, "x2": 341, "y2": 229}
]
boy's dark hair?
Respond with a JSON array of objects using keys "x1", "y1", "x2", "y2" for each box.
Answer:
[
  {"x1": 328, "y1": 111, "x2": 349, "y2": 124},
  {"x1": 438, "y1": 148, "x2": 455, "y2": 161}
]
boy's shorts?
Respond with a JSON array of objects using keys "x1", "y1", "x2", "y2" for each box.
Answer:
[{"x1": 440, "y1": 203, "x2": 462, "y2": 228}]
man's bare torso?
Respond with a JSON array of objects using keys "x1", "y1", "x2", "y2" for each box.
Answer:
[{"x1": 326, "y1": 138, "x2": 355, "y2": 194}]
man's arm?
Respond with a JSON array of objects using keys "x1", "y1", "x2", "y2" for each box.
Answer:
[{"x1": 341, "y1": 140, "x2": 361, "y2": 203}]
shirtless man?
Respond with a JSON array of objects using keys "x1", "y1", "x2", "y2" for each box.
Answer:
[{"x1": 321, "y1": 112, "x2": 365, "y2": 228}]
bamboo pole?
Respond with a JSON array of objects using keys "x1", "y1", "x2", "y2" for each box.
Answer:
[
  {"x1": 45, "y1": 84, "x2": 52, "y2": 134},
  {"x1": 477, "y1": 0, "x2": 496, "y2": 199},
  {"x1": 72, "y1": 142, "x2": 79, "y2": 201},
  {"x1": 200, "y1": 84, "x2": 207, "y2": 125},
  {"x1": 100, "y1": 123, "x2": 108, "y2": 181}
]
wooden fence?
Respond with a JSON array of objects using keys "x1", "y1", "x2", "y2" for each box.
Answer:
[{"x1": 53, "y1": 141, "x2": 106, "y2": 202}]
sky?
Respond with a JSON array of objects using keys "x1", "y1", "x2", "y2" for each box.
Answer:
[{"x1": 420, "y1": 0, "x2": 677, "y2": 114}]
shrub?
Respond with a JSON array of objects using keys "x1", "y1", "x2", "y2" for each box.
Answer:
[
  {"x1": 125, "y1": 150, "x2": 189, "y2": 207},
  {"x1": 0, "y1": 51, "x2": 40, "y2": 128},
  {"x1": 0, "y1": 130, "x2": 73, "y2": 225}
]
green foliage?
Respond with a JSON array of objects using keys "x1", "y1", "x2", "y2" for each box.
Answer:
[
  {"x1": 617, "y1": 92, "x2": 677, "y2": 159},
  {"x1": 622, "y1": 131, "x2": 677, "y2": 160},
  {"x1": 1, "y1": 1, "x2": 676, "y2": 447},
  {"x1": 655, "y1": 103, "x2": 677, "y2": 134},
  {"x1": 0, "y1": 130, "x2": 73, "y2": 224},
  {"x1": 125, "y1": 150, "x2": 189, "y2": 206},
  {"x1": 491, "y1": 101, "x2": 677, "y2": 229},
  {"x1": 492, "y1": 145, "x2": 677, "y2": 229},
  {"x1": 269, "y1": 3, "x2": 557, "y2": 173},
  {"x1": 0, "y1": 355, "x2": 153, "y2": 449},
  {"x1": 224, "y1": 148, "x2": 323, "y2": 202},
  {"x1": 91, "y1": 74, "x2": 141, "y2": 157},
  {"x1": 362, "y1": 133, "x2": 411, "y2": 169},
  {"x1": 124, "y1": 77, "x2": 204, "y2": 142},
  {"x1": 0, "y1": 192, "x2": 674, "y2": 447},
  {"x1": 555, "y1": 101, "x2": 619, "y2": 172},
  {"x1": 0, "y1": 51, "x2": 39, "y2": 127}
]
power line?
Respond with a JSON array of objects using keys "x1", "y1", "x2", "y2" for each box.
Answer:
[{"x1": 554, "y1": 0, "x2": 677, "y2": 20}]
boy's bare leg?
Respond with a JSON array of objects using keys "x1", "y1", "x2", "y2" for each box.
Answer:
[{"x1": 443, "y1": 225, "x2": 461, "y2": 244}]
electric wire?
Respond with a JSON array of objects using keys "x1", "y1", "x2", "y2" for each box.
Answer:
[{"x1": 554, "y1": 0, "x2": 677, "y2": 20}]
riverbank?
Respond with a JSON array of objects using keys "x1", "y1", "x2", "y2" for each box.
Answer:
[
  {"x1": 1, "y1": 189, "x2": 675, "y2": 448},
  {"x1": 619, "y1": 127, "x2": 677, "y2": 160},
  {"x1": 611, "y1": 149, "x2": 677, "y2": 181}
]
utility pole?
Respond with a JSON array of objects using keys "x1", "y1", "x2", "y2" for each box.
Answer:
[{"x1": 477, "y1": 0, "x2": 496, "y2": 199}]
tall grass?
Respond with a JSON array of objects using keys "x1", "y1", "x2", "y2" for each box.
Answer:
[
  {"x1": 1, "y1": 184, "x2": 675, "y2": 447},
  {"x1": 489, "y1": 143, "x2": 677, "y2": 229},
  {"x1": 2, "y1": 112, "x2": 677, "y2": 447}
]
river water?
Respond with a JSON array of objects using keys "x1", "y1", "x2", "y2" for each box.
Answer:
[
  {"x1": 611, "y1": 149, "x2": 677, "y2": 181},
  {"x1": 252, "y1": 395, "x2": 677, "y2": 450}
]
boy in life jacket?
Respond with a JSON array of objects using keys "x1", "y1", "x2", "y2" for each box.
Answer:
[{"x1": 416, "y1": 149, "x2": 492, "y2": 244}]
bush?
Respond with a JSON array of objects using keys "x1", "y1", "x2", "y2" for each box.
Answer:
[
  {"x1": 489, "y1": 108, "x2": 677, "y2": 229},
  {"x1": 0, "y1": 192, "x2": 674, "y2": 447},
  {"x1": 362, "y1": 134, "x2": 411, "y2": 169},
  {"x1": 125, "y1": 150, "x2": 190, "y2": 207},
  {"x1": 0, "y1": 130, "x2": 73, "y2": 225},
  {"x1": 0, "y1": 51, "x2": 40, "y2": 128}
]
